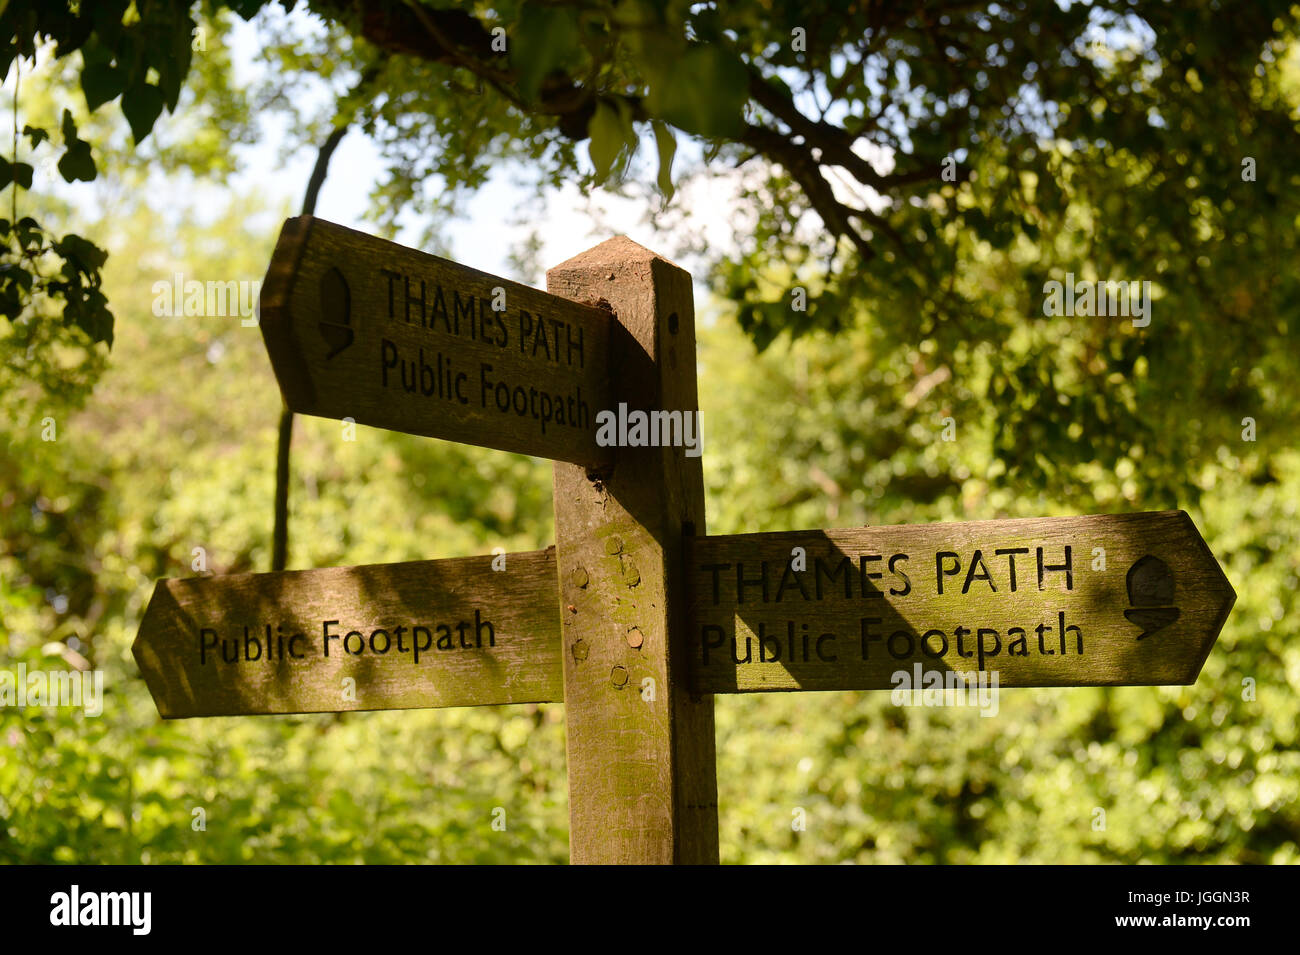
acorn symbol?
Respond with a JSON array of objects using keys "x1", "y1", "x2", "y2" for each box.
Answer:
[
  {"x1": 318, "y1": 266, "x2": 353, "y2": 359},
  {"x1": 1124, "y1": 555, "x2": 1180, "y2": 640}
]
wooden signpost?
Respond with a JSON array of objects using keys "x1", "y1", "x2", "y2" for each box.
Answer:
[
  {"x1": 134, "y1": 549, "x2": 563, "y2": 717},
  {"x1": 133, "y1": 215, "x2": 1238, "y2": 864},
  {"x1": 258, "y1": 216, "x2": 613, "y2": 466}
]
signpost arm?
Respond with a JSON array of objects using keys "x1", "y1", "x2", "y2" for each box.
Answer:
[{"x1": 548, "y1": 239, "x2": 719, "y2": 864}]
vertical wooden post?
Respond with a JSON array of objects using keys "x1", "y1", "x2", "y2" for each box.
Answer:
[{"x1": 548, "y1": 237, "x2": 718, "y2": 864}]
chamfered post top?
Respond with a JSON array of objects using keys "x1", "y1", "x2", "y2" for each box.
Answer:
[{"x1": 547, "y1": 234, "x2": 687, "y2": 278}]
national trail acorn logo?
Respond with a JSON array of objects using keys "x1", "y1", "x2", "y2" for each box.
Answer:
[
  {"x1": 1124, "y1": 555, "x2": 1180, "y2": 639},
  {"x1": 318, "y1": 266, "x2": 353, "y2": 359}
]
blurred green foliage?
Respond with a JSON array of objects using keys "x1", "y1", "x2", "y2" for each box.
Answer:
[
  {"x1": 700, "y1": 313, "x2": 1298, "y2": 864},
  {"x1": 2, "y1": 184, "x2": 1295, "y2": 862},
  {"x1": 1, "y1": 3, "x2": 1297, "y2": 865},
  {"x1": 1, "y1": 194, "x2": 569, "y2": 864}
]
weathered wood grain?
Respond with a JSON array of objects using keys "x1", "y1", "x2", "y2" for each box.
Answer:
[
  {"x1": 133, "y1": 549, "x2": 563, "y2": 718},
  {"x1": 258, "y1": 216, "x2": 613, "y2": 465},
  {"x1": 687, "y1": 510, "x2": 1234, "y2": 693},
  {"x1": 549, "y1": 238, "x2": 719, "y2": 864}
]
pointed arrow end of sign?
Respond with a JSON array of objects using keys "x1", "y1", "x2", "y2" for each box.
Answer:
[
  {"x1": 1168, "y1": 510, "x2": 1237, "y2": 684},
  {"x1": 259, "y1": 216, "x2": 319, "y2": 410},
  {"x1": 133, "y1": 579, "x2": 184, "y2": 719}
]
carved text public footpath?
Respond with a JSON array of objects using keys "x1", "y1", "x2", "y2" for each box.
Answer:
[{"x1": 196, "y1": 611, "x2": 498, "y2": 667}]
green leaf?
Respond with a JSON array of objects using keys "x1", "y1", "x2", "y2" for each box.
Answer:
[
  {"x1": 22, "y1": 125, "x2": 49, "y2": 149},
  {"x1": 652, "y1": 121, "x2": 676, "y2": 200},
  {"x1": 57, "y1": 145, "x2": 97, "y2": 183},
  {"x1": 60, "y1": 109, "x2": 80, "y2": 144},
  {"x1": 81, "y1": 61, "x2": 124, "y2": 112},
  {"x1": 0, "y1": 283, "x2": 23, "y2": 320},
  {"x1": 645, "y1": 44, "x2": 749, "y2": 138},
  {"x1": 85, "y1": 0, "x2": 130, "y2": 47},
  {"x1": 512, "y1": 3, "x2": 582, "y2": 102},
  {"x1": 56, "y1": 111, "x2": 96, "y2": 182},
  {"x1": 75, "y1": 289, "x2": 114, "y2": 347},
  {"x1": 0, "y1": 261, "x2": 34, "y2": 292},
  {"x1": 14, "y1": 217, "x2": 42, "y2": 250},
  {"x1": 226, "y1": 0, "x2": 265, "y2": 18},
  {"x1": 121, "y1": 82, "x2": 165, "y2": 144},
  {"x1": 159, "y1": 18, "x2": 195, "y2": 112},
  {"x1": 55, "y1": 233, "x2": 109, "y2": 274},
  {"x1": 588, "y1": 100, "x2": 630, "y2": 183}
]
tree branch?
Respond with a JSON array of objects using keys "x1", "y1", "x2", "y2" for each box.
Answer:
[{"x1": 270, "y1": 65, "x2": 380, "y2": 572}]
